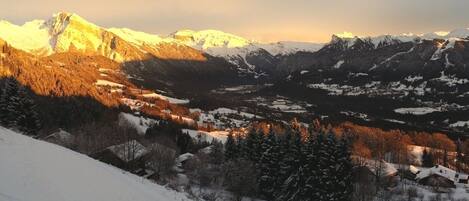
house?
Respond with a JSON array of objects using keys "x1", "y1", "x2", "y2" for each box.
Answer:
[
  {"x1": 91, "y1": 140, "x2": 149, "y2": 172},
  {"x1": 402, "y1": 165, "x2": 421, "y2": 180},
  {"x1": 174, "y1": 153, "x2": 195, "y2": 172},
  {"x1": 43, "y1": 129, "x2": 75, "y2": 148},
  {"x1": 415, "y1": 165, "x2": 469, "y2": 188},
  {"x1": 353, "y1": 159, "x2": 398, "y2": 187}
]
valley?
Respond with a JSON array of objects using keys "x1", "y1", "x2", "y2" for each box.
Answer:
[{"x1": 1, "y1": 10, "x2": 469, "y2": 201}]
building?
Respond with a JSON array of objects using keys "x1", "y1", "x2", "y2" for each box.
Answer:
[
  {"x1": 415, "y1": 165, "x2": 469, "y2": 189},
  {"x1": 91, "y1": 140, "x2": 149, "y2": 172},
  {"x1": 43, "y1": 129, "x2": 75, "y2": 148},
  {"x1": 353, "y1": 159, "x2": 398, "y2": 187}
]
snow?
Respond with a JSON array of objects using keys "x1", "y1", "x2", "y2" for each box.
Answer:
[
  {"x1": 394, "y1": 107, "x2": 440, "y2": 115},
  {"x1": 384, "y1": 119, "x2": 406, "y2": 124},
  {"x1": 0, "y1": 20, "x2": 52, "y2": 54},
  {"x1": 209, "y1": 107, "x2": 256, "y2": 119},
  {"x1": 175, "y1": 153, "x2": 194, "y2": 165},
  {"x1": 142, "y1": 93, "x2": 189, "y2": 104},
  {"x1": 333, "y1": 60, "x2": 345, "y2": 69},
  {"x1": 95, "y1": 80, "x2": 125, "y2": 88},
  {"x1": 404, "y1": 75, "x2": 423, "y2": 82},
  {"x1": 433, "y1": 71, "x2": 469, "y2": 87},
  {"x1": 360, "y1": 158, "x2": 398, "y2": 177},
  {"x1": 107, "y1": 140, "x2": 149, "y2": 162},
  {"x1": 182, "y1": 129, "x2": 229, "y2": 143},
  {"x1": 258, "y1": 41, "x2": 323, "y2": 55},
  {"x1": 171, "y1": 29, "x2": 251, "y2": 49},
  {"x1": 44, "y1": 129, "x2": 75, "y2": 144},
  {"x1": 118, "y1": 112, "x2": 158, "y2": 135},
  {"x1": 415, "y1": 165, "x2": 468, "y2": 183},
  {"x1": 0, "y1": 126, "x2": 193, "y2": 201},
  {"x1": 108, "y1": 28, "x2": 168, "y2": 46},
  {"x1": 449, "y1": 120, "x2": 469, "y2": 128}
]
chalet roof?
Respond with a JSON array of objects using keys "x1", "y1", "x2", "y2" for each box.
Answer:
[
  {"x1": 176, "y1": 153, "x2": 194, "y2": 164},
  {"x1": 362, "y1": 159, "x2": 398, "y2": 177},
  {"x1": 416, "y1": 165, "x2": 468, "y2": 182},
  {"x1": 44, "y1": 129, "x2": 74, "y2": 143},
  {"x1": 107, "y1": 140, "x2": 148, "y2": 162},
  {"x1": 409, "y1": 165, "x2": 421, "y2": 174}
]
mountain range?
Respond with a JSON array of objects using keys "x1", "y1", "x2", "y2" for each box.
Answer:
[{"x1": 1, "y1": 12, "x2": 469, "y2": 134}]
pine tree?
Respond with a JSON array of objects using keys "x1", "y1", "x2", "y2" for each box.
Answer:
[
  {"x1": 0, "y1": 78, "x2": 20, "y2": 127},
  {"x1": 245, "y1": 130, "x2": 263, "y2": 162},
  {"x1": 276, "y1": 130, "x2": 304, "y2": 199},
  {"x1": 317, "y1": 133, "x2": 337, "y2": 201},
  {"x1": 259, "y1": 131, "x2": 281, "y2": 200},
  {"x1": 422, "y1": 149, "x2": 434, "y2": 167},
  {"x1": 17, "y1": 88, "x2": 41, "y2": 135},
  {"x1": 303, "y1": 131, "x2": 321, "y2": 200},
  {"x1": 277, "y1": 166, "x2": 306, "y2": 201},
  {"x1": 225, "y1": 133, "x2": 238, "y2": 160},
  {"x1": 334, "y1": 137, "x2": 353, "y2": 201},
  {"x1": 0, "y1": 78, "x2": 41, "y2": 135}
]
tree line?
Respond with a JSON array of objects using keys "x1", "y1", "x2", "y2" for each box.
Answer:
[
  {"x1": 223, "y1": 128, "x2": 353, "y2": 201},
  {"x1": 0, "y1": 77, "x2": 41, "y2": 135}
]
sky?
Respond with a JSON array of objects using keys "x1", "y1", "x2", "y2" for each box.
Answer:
[{"x1": 2, "y1": 0, "x2": 469, "y2": 42}]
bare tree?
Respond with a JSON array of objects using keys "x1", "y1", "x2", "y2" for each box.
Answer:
[{"x1": 147, "y1": 144, "x2": 176, "y2": 181}]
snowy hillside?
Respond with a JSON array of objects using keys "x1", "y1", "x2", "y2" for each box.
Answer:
[{"x1": 0, "y1": 126, "x2": 193, "y2": 201}]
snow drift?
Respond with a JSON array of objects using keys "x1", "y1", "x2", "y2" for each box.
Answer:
[{"x1": 0, "y1": 126, "x2": 192, "y2": 201}]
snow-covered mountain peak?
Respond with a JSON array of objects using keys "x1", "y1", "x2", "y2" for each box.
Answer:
[
  {"x1": 108, "y1": 27, "x2": 169, "y2": 46},
  {"x1": 171, "y1": 29, "x2": 252, "y2": 49},
  {"x1": 446, "y1": 28, "x2": 469, "y2": 38},
  {"x1": 334, "y1": 31, "x2": 355, "y2": 39}
]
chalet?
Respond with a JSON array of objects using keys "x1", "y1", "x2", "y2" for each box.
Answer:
[
  {"x1": 91, "y1": 140, "x2": 149, "y2": 172},
  {"x1": 43, "y1": 129, "x2": 75, "y2": 148},
  {"x1": 402, "y1": 165, "x2": 421, "y2": 180},
  {"x1": 353, "y1": 159, "x2": 398, "y2": 187},
  {"x1": 174, "y1": 153, "x2": 195, "y2": 172},
  {"x1": 415, "y1": 165, "x2": 469, "y2": 189}
]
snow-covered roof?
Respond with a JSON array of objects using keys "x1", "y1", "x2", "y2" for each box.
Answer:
[
  {"x1": 361, "y1": 159, "x2": 398, "y2": 177},
  {"x1": 176, "y1": 153, "x2": 194, "y2": 164},
  {"x1": 44, "y1": 129, "x2": 74, "y2": 143},
  {"x1": 410, "y1": 165, "x2": 421, "y2": 174},
  {"x1": 415, "y1": 165, "x2": 468, "y2": 182},
  {"x1": 107, "y1": 140, "x2": 148, "y2": 162}
]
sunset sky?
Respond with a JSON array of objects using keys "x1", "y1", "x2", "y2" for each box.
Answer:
[{"x1": 3, "y1": 0, "x2": 469, "y2": 42}]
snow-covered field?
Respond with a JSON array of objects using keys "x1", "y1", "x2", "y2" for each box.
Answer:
[
  {"x1": 394, "y1": 107, "x2": 440, "y2": 115},
  {"x1": 182, "y1": 129, "x2": 229, "y2": 143},
  {"x1": 118, "y1": 112, "x2": 159, "y2": 135},
  {"x1": 0, "y1": 126, "x2": 193, "y2": 201},
  {"x1": 142, "y1": 93, "x2": 189, "y2": 104}
]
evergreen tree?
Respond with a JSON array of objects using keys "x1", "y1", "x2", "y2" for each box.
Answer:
[
  {"x1": 275, "y1": 130, "x2": 293, "y2": 194},
  {"x1": 259, "y1": 131, "x2": 281, "y2": 200},
  {"x1": 225, "y1": 133, "x2": 238, "y2": 160},
  {"x1": 16, "y1": 90, "x2": 41, "y2": 136},
  {"x1": 245, "y1": 130, "x2": 263, "y2": 162},
  {"x1": 422, "y1": 149, "x2": 434, "y2": 167},
  {"x1": 334, "y1": 137, "x2": 353, "y2": 201},
  {"x1": 443, "y1": 149, "x2": 448, "y2": 167},
  {"x1": 315, "y1": 133, "x2": 333, "y2": 201},
  {"x1": 277, "y1": 166, "x2": 306, "y2": 201},
  {"x1": 276, "y1": 130, "x2": 304, "y2": 199},
  {"x1": 0, "y1": 78, "x2": 41, "y2": 135},
  {"x1": 0, "y1": 78, "x2": 20, "y2": 127},
  {"x1": 303, "y1": 131, "x2": 321, "y2": 200}
]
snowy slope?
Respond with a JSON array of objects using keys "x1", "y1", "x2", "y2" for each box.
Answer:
[
  {"x1": 170, "y1": 29, "x2": 323, "y2": 56},
  {"x1": 0, "y1": 126, "x2": 193, "y2": 201}
]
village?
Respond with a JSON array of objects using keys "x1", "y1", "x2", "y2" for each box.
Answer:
[{"x1": 41, "y1": 116, "x2": 469, "y2": 201}]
